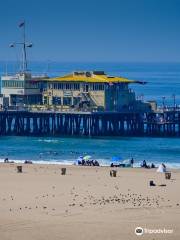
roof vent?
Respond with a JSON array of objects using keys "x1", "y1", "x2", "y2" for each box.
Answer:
[
  {"x1": 73, "y1": 71, "x2": 85, "y2": 76},
  {"x1": 93, "y1": 71, "x2": 105, "y2": 75},
  {"x1": 85, "y1": 71, "x2": 92, "y2": 77}
]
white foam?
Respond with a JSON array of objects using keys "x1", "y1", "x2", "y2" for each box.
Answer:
[
  {"x1": 0, "y1": 158, "x2": 74, "y2": 165},
  {"x1": 37, "y1": 139, "x2": 60, "y2": 143},
  {"x1": 133, "y1": 161, "x2": 180, "y2": 169},
  {"x1": 0, "y1": 158, "x2": 180, "y2": 169}
]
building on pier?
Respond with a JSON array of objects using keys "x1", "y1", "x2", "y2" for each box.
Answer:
[
  {"x1": 0, "y1": 22, "x2": 155, "y2": 113},
  {"x1": 42, "y1": 71, "x2": 154, "y2": 112},
  {"x1": 1, "y1": 72, "x2": 46, "y2": 106}
]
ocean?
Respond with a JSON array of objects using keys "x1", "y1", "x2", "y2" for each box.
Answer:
[{"x1": 0, "y1": 62, "x2": 180, "y2": 168}]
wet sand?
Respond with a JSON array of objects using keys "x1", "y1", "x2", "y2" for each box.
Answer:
[{"x1": 0, "y1": 163, "x2": 180, "y2": 240}]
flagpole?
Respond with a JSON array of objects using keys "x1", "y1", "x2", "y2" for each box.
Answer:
[
  {"x1": 10, "y1": 21, "x2": 32, "y2": 73},
  {"x1": 22, "y1": 21, "x2": 27, "y2": 72}
]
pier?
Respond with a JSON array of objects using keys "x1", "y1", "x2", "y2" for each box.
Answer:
[{"x1": 0, "y1": 110, "x2": 180, "y2": 137}]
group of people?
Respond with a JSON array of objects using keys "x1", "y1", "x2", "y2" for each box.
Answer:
[
  {"x1": 78, "y1": 159, "x2": 100, "y2": 166},
  {"x1": 24, "y1": 160, "x2": 33, "y2": 164},
  {"x1": 77, "y1": 156, "x2": 100, "y2": 166},
  {"x1": 4, "y1": 158, "x2": 33, "y2": 164},
  {"x1": 110, "y1": 158, "x2": 134, "y2": 168},
  {"x1": 140, "y1": 160, "x2": 156, "y2": 169},
  {"x1": 140, "y1": 160, "x2": 167, "y2": 172}
]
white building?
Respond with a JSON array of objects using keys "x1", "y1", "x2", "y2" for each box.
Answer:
[{"x1": 1, "y1": 72, "x2": 45, "y2": 106}]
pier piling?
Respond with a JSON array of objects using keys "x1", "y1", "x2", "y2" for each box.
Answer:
[{"x1": 0, "y1": 110, "x2": 179, "y2": 137}]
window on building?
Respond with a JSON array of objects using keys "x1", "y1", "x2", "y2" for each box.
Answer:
[
  {"x1": 2, "y1": 80, "x2": 25, "y2": 88},
  {"x1": 52, "y1": 96, "x2": 61, "y2": 105},
  {"x1": 58, "y1": 83, "x2": 64, "y2": 89},
  {"x1": 44, "y1": 96, "x2": 48, "y2": 105},
  {"x1": 74, "y1": 83, "x2": 80, "y2": 90},
  {"x1": 63, "y1": 97, "x2": 72, "y2": 106},
  {"x1": 92, "y1": 83, "x2": 104, "y2": 91}
]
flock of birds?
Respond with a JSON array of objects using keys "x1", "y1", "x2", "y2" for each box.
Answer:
[
  {"x1": 1, "y1": 185, "x2": 180, "y2": 216},
  {"x1": 68, "y1": 186, "x2": 175, "y2": 209}
]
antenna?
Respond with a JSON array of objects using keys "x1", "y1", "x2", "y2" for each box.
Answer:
[
  {"x1": 10, "y1": 21, "x2": 33, "y2": 73},
  {"x1": 5, "y1": 61, "x2": 8, "y2": 76}
]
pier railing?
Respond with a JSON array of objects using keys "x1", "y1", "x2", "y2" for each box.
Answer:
[{"x1": 157, "y1": 106, "x2": 180, "y2": 112}]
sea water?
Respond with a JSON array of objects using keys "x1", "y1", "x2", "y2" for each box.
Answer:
[{"x1": 0, "y1": 62, "x2": 180, "y2": 168}]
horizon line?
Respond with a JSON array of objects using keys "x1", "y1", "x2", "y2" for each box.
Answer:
[{"x1": 0, "y1": 60, "x2": 180, "y2": 64}]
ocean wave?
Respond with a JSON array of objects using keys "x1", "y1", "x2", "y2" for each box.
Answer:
[{"x1": 37, "y1": 139, "x2": 60, "y2": 143}]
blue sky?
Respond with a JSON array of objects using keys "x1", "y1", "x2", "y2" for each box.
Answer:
[{"x1": 0, "y1": 0, "x2": 180, "y2": 62}]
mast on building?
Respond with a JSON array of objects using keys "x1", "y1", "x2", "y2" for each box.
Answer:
[{"x1": 9, "y1": 21, "x2": 33, "y2": 73}]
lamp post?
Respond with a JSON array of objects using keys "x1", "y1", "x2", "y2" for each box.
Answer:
[
  {"x1": 162, "y1": 96, "x2": 166, "y2": 110},
  {"x1": 172, "y1": 94, "x2": 176, "y2": 111}
]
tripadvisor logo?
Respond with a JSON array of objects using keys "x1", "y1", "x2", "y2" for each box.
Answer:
[
  {"x1": 135, "y1": 227, "x2": 143, "y2": 236},
  {"x1": 135, "y1": 227, "x2": 173, "y2": 236}
]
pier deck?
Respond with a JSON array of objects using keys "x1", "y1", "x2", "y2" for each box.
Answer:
[{"x1": 0, "y1": 110, "x2": 180, "y2": 137}]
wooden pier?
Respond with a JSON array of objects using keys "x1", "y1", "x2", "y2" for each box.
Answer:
[{"x1": 0, "y1": 110, "x2": 180, "y2": 137}]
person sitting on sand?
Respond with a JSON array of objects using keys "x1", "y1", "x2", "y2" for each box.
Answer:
[
  {"x1": 24, "y1": 160, "x2": 33, "y2": 164},
  {"x1": 141, "y1": 160, "x2": 150, "y2": 168},
  {"x1": 141, "y1": 160, "x2": 147, "y2": 168},
  {"x1": 151, "y1": 163, "x2": 156, "y2": 168},
  {"x1": 77, "y1": 160, "x2": 81, "y2": 165},
  {"x1": 4, "y1": 158, "x2": 9, "y2": 163},
  {"x1": 82, "y1": 159, "x2": 85, "y2": 166},
  {"x1": 94, "y1": 160, "x2": 100, "y2": 166}
]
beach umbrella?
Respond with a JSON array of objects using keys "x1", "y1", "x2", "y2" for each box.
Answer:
[
  {"x1": 111, "y1": 156, "x2": 122, "y2": 162},
  {"x1": 111, "y1": 156, "x2": 123, "y2": 165},
  {"x1": 83, "y1": 155, "x2": 92, "y2": 160}
]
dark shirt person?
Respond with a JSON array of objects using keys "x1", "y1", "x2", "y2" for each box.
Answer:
[{"x1": 130, "y1": 158, "x2": 134, "y2": 167}]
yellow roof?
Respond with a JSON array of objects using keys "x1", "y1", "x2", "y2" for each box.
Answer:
[{"x1": 45, "y1": 71, "x2": 142, "y2": 84}]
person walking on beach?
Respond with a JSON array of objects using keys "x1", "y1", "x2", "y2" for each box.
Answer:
[{"x1": 130, "y1": 158, "x2": 134, "y2": 167}]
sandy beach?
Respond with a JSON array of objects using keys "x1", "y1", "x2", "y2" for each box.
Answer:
[{"x1": 0, "y1": 163, "x2": 180, "y2": 240}]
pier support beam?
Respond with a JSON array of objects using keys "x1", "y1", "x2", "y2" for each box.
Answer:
[{"x1": 0, "y1": 110, "x2": 179, "y2": 137}]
